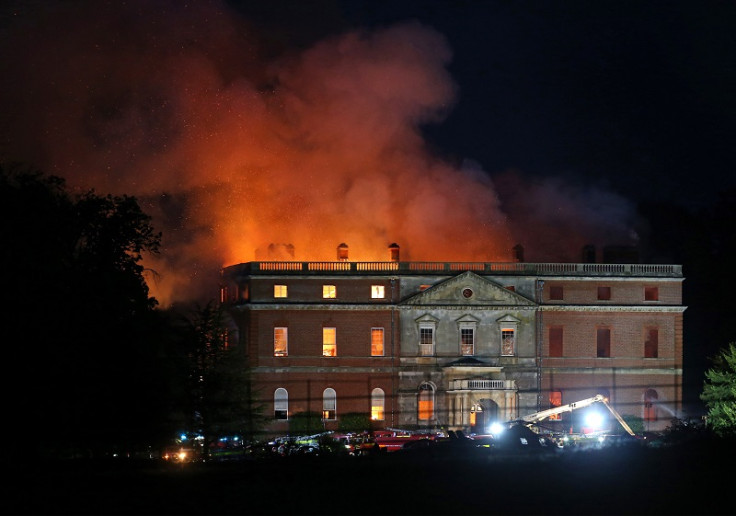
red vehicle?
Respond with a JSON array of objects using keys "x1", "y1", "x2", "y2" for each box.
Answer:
[{"x1": 373, "y1": 430, "x2": 439, "y2": 452}]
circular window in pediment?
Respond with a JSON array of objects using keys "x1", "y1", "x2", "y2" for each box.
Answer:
[{"x1": 462, "y1": 288, "x2": 474, "y2": 298}]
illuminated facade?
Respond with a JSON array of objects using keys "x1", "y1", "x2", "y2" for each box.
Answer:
[{"x1": 220, "y1": 244, "x2": 684, "y2": 436}]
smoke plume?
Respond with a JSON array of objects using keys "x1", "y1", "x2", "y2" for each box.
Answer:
[{"x1": 0, "y1": 1, "x2": 637, "y2": 305}]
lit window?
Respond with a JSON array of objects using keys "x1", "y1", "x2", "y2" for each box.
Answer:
[
  {"x1": 323, "y1": 285, "x2": 336, "y2": 299},
  {"x1": 418, "y1": 383, "x2": 434, "y2": 421},
  {"x1": 549, "y1": 391, "x2": 562, "y2": 420},
  {"x1": 322, "y1": 388, "x2": 336, "y2": 420},
  {"x1": 549, "y1": 286, "x2": 563, "y2": 300},
  {"x1": 323, "y1": 327, "x2": 336, "y2": 357},
  {"x1": 274, "y1": 285, "x2": 288, "y2": 298},
  {"x1": 371, "y1": 388, "x2": 385, "y2": 421},
  {"x1": 645, "y1": 328, "x2": 659, "y2": 358},
  {"x1": 274, "y1": 388, "x2": 288, "y2": 420},
  {"x1": 419, "y1": 326, "x2": 434, "y2": 356},
  {"x1": 645, "y1": 287, "x2": 659, "y2": 301},
  {"x1": 501, "y1": 328, "x2": 515, "y2": 356},
  {"x1": 371, "y1": 285, "x2": 385, "y2": 299},
  {"x1": 549, "y1": 327, "x2": 563, "y2": 357},
  {"x1": 597, "y1": 328, "x2": 611, "y2": 358},
  {"x1": 597, "y1": 286, "x2": 611, "y2": 300},
  {"x1": 371, "y1": 328, "x2": 384, "y2": 356},
  {"x1": 274, "y1": 327, "x2": 288, "y2": 357},
  {"x1": 461, "y1": 327, "x2": 474, "y2": 356}
]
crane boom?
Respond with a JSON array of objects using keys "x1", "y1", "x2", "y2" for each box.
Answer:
[{"x1": 517, "y1": 394, "x2": 636, "y2": 436}]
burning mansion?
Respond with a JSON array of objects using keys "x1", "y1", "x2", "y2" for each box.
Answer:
[{"x1": 219, "y1": 243, "x2": 684, "y2": 436}]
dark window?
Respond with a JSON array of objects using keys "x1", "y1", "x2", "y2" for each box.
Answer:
[
  {"x1": 597, "y1": 286, "x2": 611, "y2": 300},
  {"x1": 549, "y1": 286, "x2": 563, "y2": 300},
  {"x1": 645, "y1": 328, "x2": 659, "y2": 358},
  {"x1": 597, "y1": 328, "x2": 611, "y2": 358},
  {"x1": 549, "y1": 327, "x2": 563, "y2": 357},
  {"x1": 644, "y1": 389, "x2": 659, "y2": 422},
  {"x1": 645, "y1": 287, "x2": 659, "y2": 301}
]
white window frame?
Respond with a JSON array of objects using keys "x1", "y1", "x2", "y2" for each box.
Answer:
[
  {"x1": 460, "y1": 326, "x2": 475, "y2": 356},
  {"x1": 497, "y1": 315, "x2": 520, "y2": 357},
  {"x1": 419, "y1": 325, "x2": 435, "y2": 356},
  {"x1": 322, "y1": 388, "x2": 337, "y2": 420},
  {"x1": 274, "y1": 388, "x2": 288, "y2": 420},
  {"x1": 371, "y1": 388, "x2": 385, "y2": 421}
]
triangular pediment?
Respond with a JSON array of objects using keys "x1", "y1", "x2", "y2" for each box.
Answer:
[{"x1": 401, "y1": 271, "x2": 536, "y2": 306}]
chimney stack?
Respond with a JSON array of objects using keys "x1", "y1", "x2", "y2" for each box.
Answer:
[
  {"x1": 337, "y1": 243, "x2": 349, "y2": 261},
  {"x1": 389, "y1": 243, "x2": 400, "y2": 262}
]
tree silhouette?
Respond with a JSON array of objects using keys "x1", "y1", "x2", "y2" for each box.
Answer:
[
  {"x1": 1, "y1": 164, "x2": 163, "y2": 459},
  {"x1": 701, "y1": 342, "x2": 736, "y2": 437},
  {"x1": 180, "y1": 301, "x2": 265, "y2": 456}
]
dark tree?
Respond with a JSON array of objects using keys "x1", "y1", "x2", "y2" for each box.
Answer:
[
  {"x1": 0, "y1": 164, "x2": 163, "y2": 459},
  {"x1": 701, "y1": 342, "x2": 736, "y2": 437},
  {"x1": 180, "y1": 301, "x2": 265, "y2": 457}
]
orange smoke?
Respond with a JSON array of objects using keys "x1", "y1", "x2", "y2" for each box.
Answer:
[{"x1": 0, "y1": 1, "x2": 636, "y2": 306}]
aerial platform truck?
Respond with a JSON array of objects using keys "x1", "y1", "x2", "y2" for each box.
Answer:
[{"x1": 505, "y1": 394, "x2": 638, "y2": 447}]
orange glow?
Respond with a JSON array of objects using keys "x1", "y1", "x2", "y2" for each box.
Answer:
[{"x1": 2, "y1": 3, "x2": 638, "y2": 306}]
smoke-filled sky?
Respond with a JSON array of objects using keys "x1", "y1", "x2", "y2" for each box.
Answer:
[{"x1": 2, "y1": 0, "x2": 733, "y2": 305}]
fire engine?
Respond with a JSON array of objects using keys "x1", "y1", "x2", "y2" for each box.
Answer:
[{"x1": 372, "y1": 429, "x2": 440, "y2": 452}]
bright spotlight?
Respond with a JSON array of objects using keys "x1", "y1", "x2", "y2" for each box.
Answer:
[
  {"x1": 585, "y1": 411, "x2": 605, "y2": 429},
  {"x1": 489, "y1": 422, "x2": 505, "y2": 435}
]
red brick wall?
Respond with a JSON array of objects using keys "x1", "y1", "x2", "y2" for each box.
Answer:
[{"x1": 543, "y1": 280, "x2": 682, "y2": 305}]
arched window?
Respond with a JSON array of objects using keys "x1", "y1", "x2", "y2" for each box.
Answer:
[
  {"x1": 371, "y1": 388, "x2": 385, "y2": 421},
  {"x1": 323, "y1": 388, "x2": 337, "y2": 420},
  {"x1": 418, "y1": 383, "x2": 434, "y2": 421},
  {"x1": 274, "y1": 388, "x2": 288, "y2": 420},
  {"x1": 644, "y1": 389, "x2": 659, "y2": 422}
]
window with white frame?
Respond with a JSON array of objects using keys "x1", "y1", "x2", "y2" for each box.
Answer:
[
  {"x1": 323, "y1": 327, "x2": 336, "y2": 357},
  {"x1": 460, "y1": 327, "x2": 475, "y2": 356},
  {"x1": 501, "y1": 328, "x2": 515, "y2": 356},
  {"x1": 371, "y1": 327, "x2": 384, "y2": 356},
  {"x1": 419, "y1": 326, "x2": 434, "y2": 356},
  {"x1": 371, "y1": 388, "x2": 385, "y2": 421},
  {"x1": 371, "y1": 285, "x2": 385, "y2": 299},
  {"x1": 323, "y1": 388, "x2": 336, "y2": 420},
  {"x1": 497, "y1": 315, "x2": 520, "y2": 357},
  {"x1": 274, "y1": 327, "x2": 288, "y2": 357},
  {"x1": 274, "y1": 388, "x2": 288, "y2": 420}
]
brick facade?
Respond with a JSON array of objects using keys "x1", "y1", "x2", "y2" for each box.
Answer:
[{"x1": 222, "y1": 260, "x2": 684, "y2": 436}]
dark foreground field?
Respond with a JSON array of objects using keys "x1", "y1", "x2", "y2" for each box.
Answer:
[{"x1": 6, "y1": 438, "x2": 732, "y2": 516}]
